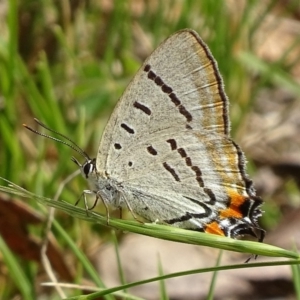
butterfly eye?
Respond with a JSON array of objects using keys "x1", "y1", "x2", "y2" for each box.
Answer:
[{"x1": 83, "y1": 161, "x2": 94, "y2": 178}]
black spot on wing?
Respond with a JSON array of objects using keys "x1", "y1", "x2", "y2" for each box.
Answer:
[
  {"x1": 178, "y1": 104, "x2": 192, "y2": 122},
  {"x1": 133, "y1": 101, "x2": 151, "y2": 116},
  {"x1": 177, "y1": 148, "x2": 187, "y2": 158},
  {"x1": 147, "y1": 145, "x2": 158, "y2": 155},
  {"x1": 114, "y1": 143, "x2": 122, "y2": 150},
  {"x1": 191, "y1": 166, "x2": 204, "y2": 187},
  {"x1": 163, "y1": 162, "x2": 180, "y2": 181},
  {"x1": 166, "y1": 139, "x2": 177, "y2": 150},
  {"x1": 120, "y1": 123, "x2": 134, "y2": 134},
  {"x1": 203, "y1": 187, "x2": 217, "y2": 205}
]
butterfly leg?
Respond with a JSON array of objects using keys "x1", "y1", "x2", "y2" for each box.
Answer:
[
  {"x1": 75, "y1": 189, "x2": 96, "y2": 215},
  {"x1": 89, "y1": 195, "x2": 99, "y2": 210}
]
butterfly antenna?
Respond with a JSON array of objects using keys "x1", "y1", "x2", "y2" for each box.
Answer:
[{"x1": 23, "y1": 118, "x2": 90, "y2": 161}]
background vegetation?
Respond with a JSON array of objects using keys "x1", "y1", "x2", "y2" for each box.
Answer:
[{"x1": 0, "y1": 0, "x2": 300, "y2": 299}]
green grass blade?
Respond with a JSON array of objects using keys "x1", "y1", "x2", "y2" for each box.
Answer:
[
  {"x1": 157, "y1": 255, "x2": 168, "y2": 300},
  {"x1": 207, "y1": 251, "x2": 222, "y2": 300},
  {"x1": 64, "y1": 259, "x2": 300, "y2": 299},
  {"x1": 0, "y1": 178, "x2": 299, "y2": 260},
  {"x1": 52, "y1": 220, "x2": 116, "y2": 300},
  {"x1": 0, "y1": 236, "x2": 34, "y2": 300},
  {"x1": 112, "y1": 231, "x2": 127, "y2": 293},
  {"x1": 291, "y1": 251, "x2": 300, "y2": 300}
]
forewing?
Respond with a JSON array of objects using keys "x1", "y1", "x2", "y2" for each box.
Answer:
[{"x1": 97, "y1": 29, "x2": 229, "y2": 172}]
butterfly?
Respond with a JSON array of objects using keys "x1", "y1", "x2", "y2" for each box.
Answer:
[{"x1": 25, "y1": 29, "x2": 264, "y2": 242}]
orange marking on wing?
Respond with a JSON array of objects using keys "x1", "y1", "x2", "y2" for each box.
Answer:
[
  {"x1": 220, "y1": 188, "x2": 247, "y2": 219},
  {"x1": 205, "y1": 221, "x2": 225, "y2": 236}
]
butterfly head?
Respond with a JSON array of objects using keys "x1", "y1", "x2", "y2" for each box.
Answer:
[{"x1": 72, "y1": 157, "x2": 97, "y2": 179}]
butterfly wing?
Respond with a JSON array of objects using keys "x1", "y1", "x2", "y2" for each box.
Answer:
[{"x1": 97, "y1": 29, "x2": 229, "y2": 172}]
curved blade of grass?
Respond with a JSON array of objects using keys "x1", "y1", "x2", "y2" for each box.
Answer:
[
  {"x1": 0, "y1": 177, "x2": 299, "y2": 260},
  {"x1": 292, "y1": 263, "x2": 300, "y2": 299},
  {"x1": 64, "y1": 259, "x2": 300, "y2": 299},
  {"x1": 207, "y1": 251, "x2": 222, "y2": 300},
  {"x1": 157, "y1": 254, "x2": 168, "y2": 300},
  {"x1": 111, "y1": 231, "x2": 127, "y2": 290},
  {"x1": 52, "y1": 220, "x2": 109, "y2": 291}
]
